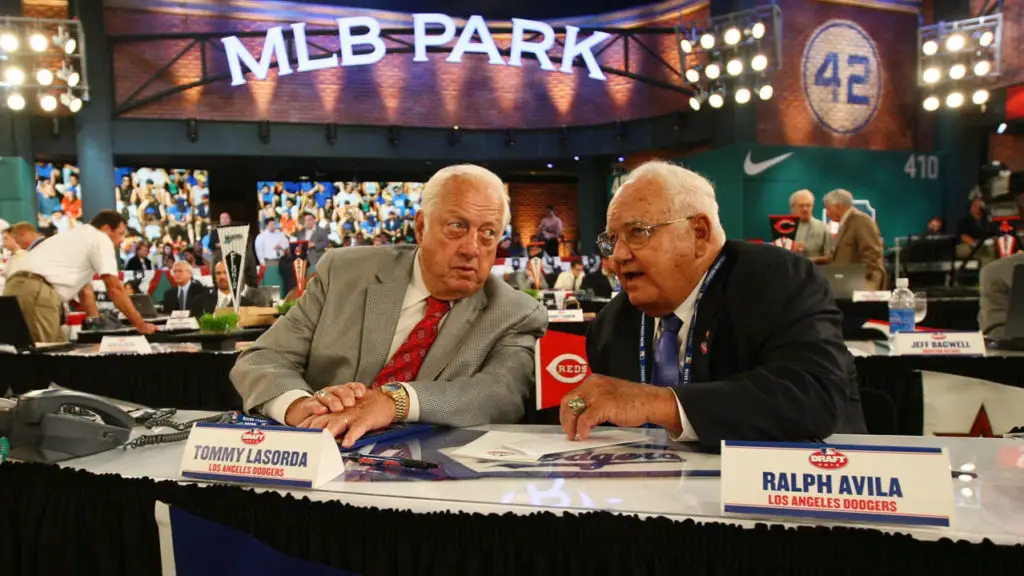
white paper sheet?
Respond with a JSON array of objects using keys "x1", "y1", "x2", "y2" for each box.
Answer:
[{"x1": 451, "y1": 430, "x2": 650, "y2": 462}]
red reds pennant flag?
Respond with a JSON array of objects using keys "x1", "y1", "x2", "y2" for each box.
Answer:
[
  {"x1": 768, "y1": 215, "x2": 798, "y2": 250},
  {"x1": 993, "y1": 216, "x2": 1020, "y2": 259},
  {"x1": 535, "y1": 330, "x2": 591, "y2": 410}
]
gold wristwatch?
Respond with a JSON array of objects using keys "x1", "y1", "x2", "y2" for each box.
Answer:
[{"x1": 379, "y1": 383, "x2": 409, "y2": 422}]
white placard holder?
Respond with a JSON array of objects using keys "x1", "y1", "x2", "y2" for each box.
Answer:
[
  {"x1": 852, "y1": 290, "x2": 892, "y2": 302},
  {"x1": 179, "y1": 423, "x2": 344, "y2": 489},
  {"x1": 169, "y1": 310, "x2": 191, "y2": 319},
  {"x1": 548, "y1": 309, "x2": 585, "y2": 323},
  {"x1": 163, "y1": 317, "x2": 200, "y2": 331},
  {"x1": 721, "y1": 441, "x2": 955, "y2": 528},
  {"x1": 891, "y1": 331, "x2": 986, "y2": 356},
  {"x1": 99, "y1": 335, "x2": 153, "y2": 355}
]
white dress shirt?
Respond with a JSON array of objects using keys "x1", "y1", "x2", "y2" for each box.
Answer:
[
  {"x1": 14, "y1": 225, "x2": 118, "y2": 301},
  {"x1": 263, "y1": 253, "x2": 443, "y2": 424},
  {"x1": 216, "y1": 289, "x2": 234, "y2": 310},
  {"x1": 554, "y1": 270, "x2": 583, "y2": 291},
  {"x1": 254, "y1": 230, "x2": 289, "y2": 264},
  {"x1": 652, "y1": 270, "x2": 708, "y2": 442}
]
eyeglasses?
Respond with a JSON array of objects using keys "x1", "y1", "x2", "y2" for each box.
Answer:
[{"x1": 596, "y1": 216, "x2": 694, "y2": 257}]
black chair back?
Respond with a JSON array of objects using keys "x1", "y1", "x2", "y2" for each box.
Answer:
[{"x1": 859, "y1": 388, "x2": 899, "y2": 435}]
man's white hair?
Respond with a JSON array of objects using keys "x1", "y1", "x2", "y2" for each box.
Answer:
[
  {"x1": 421, "y1": 164, "x2": 510, "y2": 228},
  {"x1": 789, "y1": 189, "x2": 814, "y2": 207},
  {"x1": 822, "y1": 188, "x2": 855, "y2": 208},
  {"x1": 171, "y1": 260, "x2": 192, "y2": 274},
  {"x1": 616, "y1": 160, "x2": 724, "y2": 235}
]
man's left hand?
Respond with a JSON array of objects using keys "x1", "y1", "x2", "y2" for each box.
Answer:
[
  {"x1": 299, "y1": 389, "x2": 396, "y2": 448},
  {"x1": 559, "y1": 375, "x2": 678, "y2": 441}
]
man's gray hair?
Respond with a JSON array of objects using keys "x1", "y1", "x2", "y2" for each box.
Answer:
[
  {"x1": 616, "y1": 160, "x2": 724, "y2": 235},
  {"x1": 421, "y1": 164, "x2": 510, "y2": 228},
  {"x1": 822, "y1": 189, "x2": 855, "y2": 208},
  {"x1": 789, "y1": 189, "x2": 814, "y2": 207}
]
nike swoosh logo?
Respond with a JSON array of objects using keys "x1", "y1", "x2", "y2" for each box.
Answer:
[{"x1": 743, "y1": 151, "x2": 793, "y2": 176}]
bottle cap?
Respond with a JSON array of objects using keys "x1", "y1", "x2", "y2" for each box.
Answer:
[{"x1": 895, "y1": 278, "x2": 909, "y2": 288}]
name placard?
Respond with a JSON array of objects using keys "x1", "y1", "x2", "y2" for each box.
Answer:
[
  {"x1": 170, "y1": 310, "x2": 191, "y2": 319},
  {"x1": 721, "y1": 441, "x2": 954, "y2": 527},
  {"x1": 163, "y1": 317, "x2": 199, "y2": 331},
  {"x1": 548, "y1": 309, "x2": 585, "y2": 323},
  {"x1": 852, "y1": 290, "x2": 892, "y2": 302},
  {"x1": 179, "y1": 422, "x2": 344, "y2": 489},
  {"x1": 99, "y1": 335, "x2": 152, "y2": 355},
  {"x1": 892, "y1": 331, "x2": 986, "y2": 356}
]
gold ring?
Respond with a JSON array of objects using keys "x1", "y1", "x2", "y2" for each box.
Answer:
[
  {"x1": 314, "y1": 389, "x2": 328, "y2": 399},
  {"x1": 568, "y1": 396, "x2": 586, "y2": 416}
]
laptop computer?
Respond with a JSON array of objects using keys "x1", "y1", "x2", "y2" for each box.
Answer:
[
  {"x1": 987, "y1": 264, "x2": 1024, "y2": 350},
  {"x1": 0, "y1": 296, "x2": 75, "y2": 353},
  {"x1": 130, "y1": 294, "x2": 160, "y2": 319},
  {"x1": 820, "y1": 264, "x2": 871, "y2": 299}
]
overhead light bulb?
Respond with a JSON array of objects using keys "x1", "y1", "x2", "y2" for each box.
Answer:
[
  {"x1": 949, "y1": 64, "x2": 966, "y2": 80},
  {"x1": 680, "y1": 39, "x2": 693, "y2": 54},
  {"x1": 751, "y1": 54, "x2": 768, "y2": 72},
  {"x1": 29, "y1": 32, "x2": 48, "y2": 52},
  {"x1": 923, "y1": 96, "x2": 940, "y2": 111},
  {"x1": 699, "y1": 33, "x2": 715, "y2": 50},
  {"x1": 735, "y1": 87, "x2": 751, "y2": 104},
  {"x1": 978, "y1": 30, "x2": 994, "y2": 47},
  {"x1": 39, "y1": 93, "x2": 57, "y2": 112},
  {"x1": 945, "y1": 33, "x2": 966, "y2": 52},
  {"x1": 923, "y1": 67, "x2": 941, "y2": 83},
  {"x1": 708, "y1": 93, "x2": 724, "y2": 108},
  {"x1": 64, "y1": 37, "x2": 76, "y2": 55},
  {"x1": 758, "y1": 83, "x2": 774, "y2": 101},
  {"x1": 685, "y1": 68, "x2": 701, "y2": 83},
  {"x1": 689, "y1": 97, "x2": 701, "y2": 111},
  {"x1": 946, "y1": 92, "x2": 964, "y2": 108},
  {"x1": 705, "y1": 63, "x2": 721, "y2": 80},
  {"x1": 6, "y1": 91, "x2": 25, "y2": 110},
  {"x1": 4, "y1": 66, "x2": 25, "y2": 86},
  {"x1": 0, "y1": 31, "x2": 18, "y2": 52},
  {"x1": 726, "y1": 58, "x2": 743, "y2": 76},
  {"x1": 972, "y1": 89, "x2": 989, "y2": 105},
  {"x1": 973, "y1": 60, "x2": 991, "y2": 76},
  {"x1": 59, "y1": 91, "x2": 70, "y2": 106},
  {"x1": 724, "y1": 27, "x2": 742, "y2": 46},
  {"x1": 750, "y1": 22, "x2": 766, "y2": 40},
  {"x1": 36, "y1": 68, "x2": 54, "y2": 86},
  {"x1": 996, "y1": 122, "x2": 1007, "y2": 134},
  {"x1": 67, "y1": 71, "x2": 80, "y2": 87}
]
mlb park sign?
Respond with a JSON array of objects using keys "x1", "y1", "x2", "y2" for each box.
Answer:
[{"x1": 221, "y1": 14, "x2": 612, "y2": 87}]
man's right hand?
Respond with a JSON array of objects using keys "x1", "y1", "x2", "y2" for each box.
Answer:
[
  {"x1": 136, "y1": 322, "x2": 158, "y2": 335},
  {"x1": 793, "y1": 241, "x2": 806, "y2": 253}
]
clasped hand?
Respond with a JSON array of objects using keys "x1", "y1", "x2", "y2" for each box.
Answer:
[{"x1": 284, "y1": 382, "x2": 395, "y2": 448}]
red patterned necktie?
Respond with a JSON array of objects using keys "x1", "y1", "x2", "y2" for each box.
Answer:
[{"x1": 371, "y1": 296, "x2": 451, "y2": 387}]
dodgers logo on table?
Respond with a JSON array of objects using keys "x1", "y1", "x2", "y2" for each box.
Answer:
[
  {"x1": 802, "y1": 20, "x2": 882, "y2": 134},
  {"x1": 809, "y1": 447, "x2": 848, "y2": 470}
]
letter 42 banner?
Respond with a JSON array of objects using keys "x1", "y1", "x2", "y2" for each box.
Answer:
[
  {"x1": 155, "y1": 501, "x2": 357, "y2": 576},
  {"x1": 535, "y1": 330, "x2": 591, "y2": 410}
]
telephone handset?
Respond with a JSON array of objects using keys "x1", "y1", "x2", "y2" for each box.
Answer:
[{"x1": 0, "y1": 389, "x2": 134, "y2": 463}]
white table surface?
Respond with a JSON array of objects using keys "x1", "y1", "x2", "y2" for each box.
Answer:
[{"x1": 58, "y1": 414, "x2": 1024, "y2": 547}]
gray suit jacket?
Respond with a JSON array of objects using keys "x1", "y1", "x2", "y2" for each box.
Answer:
[
  {"x1": 230, "y1": 245, "x2": 549, "y2": 426},
  {"x1": 796, "y1": 218, "x2": 832, "y2": 259},
  {"x1": 296, "y1": 227, "x2": 331, "y2": 267},
  {"x1": 979, "y1": 253, "x2": 1024, "y2": 337}
]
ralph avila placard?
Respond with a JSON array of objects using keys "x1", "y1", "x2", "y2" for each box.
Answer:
[{"x1": 721, "y1": 441, "x2": 955, "y2": 528}]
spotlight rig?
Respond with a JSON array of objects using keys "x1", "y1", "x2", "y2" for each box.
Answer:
[
  {"x1": 0, "y1": 16, "x2": 88, "y2": 114},
  {"x1": 918, "y1": 14, "x2": 1002, "y2": 112},
  {"x1": 676, "y1": 5, "x2": 782, "y2": 111}
]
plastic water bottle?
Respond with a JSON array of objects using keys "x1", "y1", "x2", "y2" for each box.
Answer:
[{"x1": 888, "y1": 278, "x2": 916, "y2": 336}]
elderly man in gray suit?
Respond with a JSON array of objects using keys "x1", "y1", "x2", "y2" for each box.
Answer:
[
  {"x1": 231, "y1": 165, "x2": 548, "y2": 447},
  {"x1": 789, "y1": 189, "x2": 831, "y2": 264}
]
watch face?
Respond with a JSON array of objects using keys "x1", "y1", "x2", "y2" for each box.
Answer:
[{"x1": 382, "y1": 383, "x2": 401, "y2": 393}]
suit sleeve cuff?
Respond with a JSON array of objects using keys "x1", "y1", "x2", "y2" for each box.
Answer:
[
  {"x1": 400, "y1": 382, "x2": 420, "y2": 422},
  {"x1": 668, "y1": 388, "x2": 699, "y2": 442},
  {"x1": 262, "y1": 389, "x2": 311, "y2": 425}
]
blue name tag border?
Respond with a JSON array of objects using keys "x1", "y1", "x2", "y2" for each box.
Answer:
[{"x1": 723, "y1": 504, "x2": 950, "y2": 527}]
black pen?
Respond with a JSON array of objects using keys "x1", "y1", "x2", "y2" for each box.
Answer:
[{"x1": 344, "y1": 453, "x2": 438, "y2": 470}]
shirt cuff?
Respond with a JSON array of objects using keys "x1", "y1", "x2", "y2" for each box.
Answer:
[
  {"x1": 668, "y1": 388, "x2": 699, "y2": 442},
  {"x1": 262, "y1": 389, "x2": 311, "y2": 425},
  {"x1": 400, "y1": 382, "x2": 421, "y2": 422}
]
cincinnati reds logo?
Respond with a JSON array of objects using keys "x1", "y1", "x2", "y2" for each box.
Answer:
[
  {"x1": 773, "y1": 218, "x2": 797, "y2": 235},
  {"x1": 241, "y1": 429, "x2": 265, "y2": 445},
  {"x1": 546, "y1": 353, "x2": 589, "y2": 384}
]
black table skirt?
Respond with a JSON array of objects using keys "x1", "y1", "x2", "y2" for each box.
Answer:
[{"x1": 0, "y1": 462, "x2": 1019, "y2": 576}]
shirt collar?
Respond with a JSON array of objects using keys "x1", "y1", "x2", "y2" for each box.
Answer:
[
  {"x1": 671, "y1": 270, "x2": 709, "y2": 323},
  {"x1": 403, "y1": 250, "x2": 431, "y2": 309},
  {"x1": 839, "y1": 209, "x2": 854, "y2": 227}
]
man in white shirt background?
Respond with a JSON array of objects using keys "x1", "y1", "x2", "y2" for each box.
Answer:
[
  {"x1": 554, "y1": 259, "x2": 585, "y2": 291},
  {"x1": 3, "y1": 211, "x2": 157, "y2": 342},
  {"x1": 254, "y1": 218, "x2": 289, "y2": 267}
]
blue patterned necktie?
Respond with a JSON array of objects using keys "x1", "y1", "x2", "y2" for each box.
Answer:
[
  {"x1": 178, "y1": 287, "x2": 186, "y2": 310},
  {"x1": 653, "y1": 314, "x2": 683, "y2": 387}
]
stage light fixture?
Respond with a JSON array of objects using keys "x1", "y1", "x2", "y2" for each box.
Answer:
[
  {"x1": 59, "y1": 91, "x2": 70, "y2": 106},
  {"x1": 546, "y1": 163, "x2": 553, "y2": 169},
  {"x1": 724, "y1": 27, "x2": 742, "y2": 46},
  {"x1": 505, "y1": 127, "x2": 517, "y2": 147},
  {"x1": 39, "y1": 93, "x2": 57, "y2": 112},
  {"x1": 449, "y1": 125, "x2": 461, "y2": 146},
  {"x1": 6, "y1": 92, "x2": 25, "y2": 110},
  {"x1": 36, "y1": 68, "x2": 53, "y2": 86},
  {"x1": 689, "y1": 96, "x2": 701, "y2": 111},
  {"x1": 52, "y1": 25, "x2": 75, "y2": 55},
  {"x1": 67, "y1": 71, "x2": 80, "y2": 87},
  {"x1": 684, "y1": 68, "x2": 700, "y2": 83},
  {"x1": 187, "y1": 118, "x2": 199, "y2": 142},
  {"x1": 972, "y1": 89, "x2": 989, "y2": 105},
  {"x1": 922, "y1": 40, "x2": 938, "y2": 56},
  {"x1": 573, "y1": 156, "x2": 580, "y2": 161},
  {"x1": 29, "y1": 31, "x2": 47, "y2": 52},
  {"x1": 978, "y1": 30, "x2": 994, "y2": 47},
  {"x1": 705, "y1": 62, "x2": 721, "y2": 79},
  {"x1": 708, "y1": 92, "x2": 724, "y2": 109},
  {"x1": 945, "y1": 33, "x2": 966, "y2": 52},
  {"x1": 948, "y1": 63, "x2": 966, "y2": 80},
  {"x1": 750, "y1": 22, "x2": 766, "y2": 40},
  {"x1": 751, "y1": 54, "x2": 768, "y2": 72},
  {"x1": 973, "y1": 59, "x2": 991, "y2": 76},
  {"x1": 726, "y1": 58, "x2": 743, "y2": 76},
  {"x1": 559, "y1": 125, "x2": 570, "y2": 144},
  {"x1": 997, "y1": 123, "x2": 1007, "y2": 134},
  {"x1": 757, "y1": 82, "x2": 774, "y2": 101},
  {"x1": 388, "y1": 125, "x2": 400, "y2": 146},
  {"x1": 4, "y1": 66, "x2": 25, "y2": 86},
  {"x1": 699, "y1": 32, "x2": 715, "y2": 50},
  {"x1": 922, "y1": 67, "x2": 940, "y2": 83},
  {"x1": 923, "y1": 96, "x2": 940, "y2": 111},
  {"x1": 680, "y1": 39, "x2": 693, "y2": 53},
  {"x1": 735, "y1": 87, "x2": 751, "y2": 104},
  {"x1": 325, "y1": 122, "x2": 338, "y2": 144},
  {"x1": 0, "y1": 31, "x2": 18, "y2": 52},
  {"x1": 946, "y1": 92, "x2": 964, "y2": 108},
  {"x1": 258, "y1": 120, "x2": 271, "y2": 143}
]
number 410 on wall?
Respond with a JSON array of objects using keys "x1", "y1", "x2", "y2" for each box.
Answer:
[{"x1": 904, "y1": 154, "x2": 939, "y2": 180}]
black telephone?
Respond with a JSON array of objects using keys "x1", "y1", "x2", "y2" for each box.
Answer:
[{"x1": 0, "y1": 389, "x2": 134, "y2": 463}]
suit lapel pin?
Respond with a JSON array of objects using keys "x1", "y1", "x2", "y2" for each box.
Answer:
[{"x1": 700, "y1": 331, "x2": 710, "y2": 354}]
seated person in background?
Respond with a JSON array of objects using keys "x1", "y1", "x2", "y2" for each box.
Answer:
[
  {"x1": 956, "y1": 197, "x2": 996, "y2": 267},
  {"x1": 125, "y1": 242, "x2": 154, "y2": 271},
  {"x1": 926, "y1": 216, "x2": 945, "y2": 236},
  {"x1": 231, "y1": 164, "x2": 548, "y2": 447},
  {"x1": 560, "y1": 161, "x2": 866, "y2": 450},
  {"x1": 788, "y1": 189, "x2": 831, "y2": 264},
  {"x1": 823, "y1": 189, "x2": 887, "y2": 290},
  {"x1": 581, "y1": 255, "x2": 620, "y2": 298},
  {"x1": 554, "y1": 258, "x2": 585, "y2": 291},
  {"x1": 207, "y1": 261, "x2": 263, "y2": 311},
  {"x1": 979, "y1": 191, "x2": 1024, "y2": 338},
  {"x1": 161, "y1": 261, "x2": 209, "y2": 316}
]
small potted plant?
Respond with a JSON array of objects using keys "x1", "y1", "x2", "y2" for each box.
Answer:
[{"x1": 197, "y1": 312, "x2": 240, "y2": 351}]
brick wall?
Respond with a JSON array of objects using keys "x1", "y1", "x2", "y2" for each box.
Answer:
[
  {"x1": 23, "y1": 0, "x2": 67, "y2": 19},
  {"x1": 990, "y1": 133, "x2": 1024, "y2": 172},
  {"x1": 105, "y1": 7, "x2": 708, "y2": 129},
  {"x1": 756, "y1": 0, "x2": 920, "y2": 150},
  {"x1": 508, "y1": 181, "x2": 577, "y2": 249}
]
